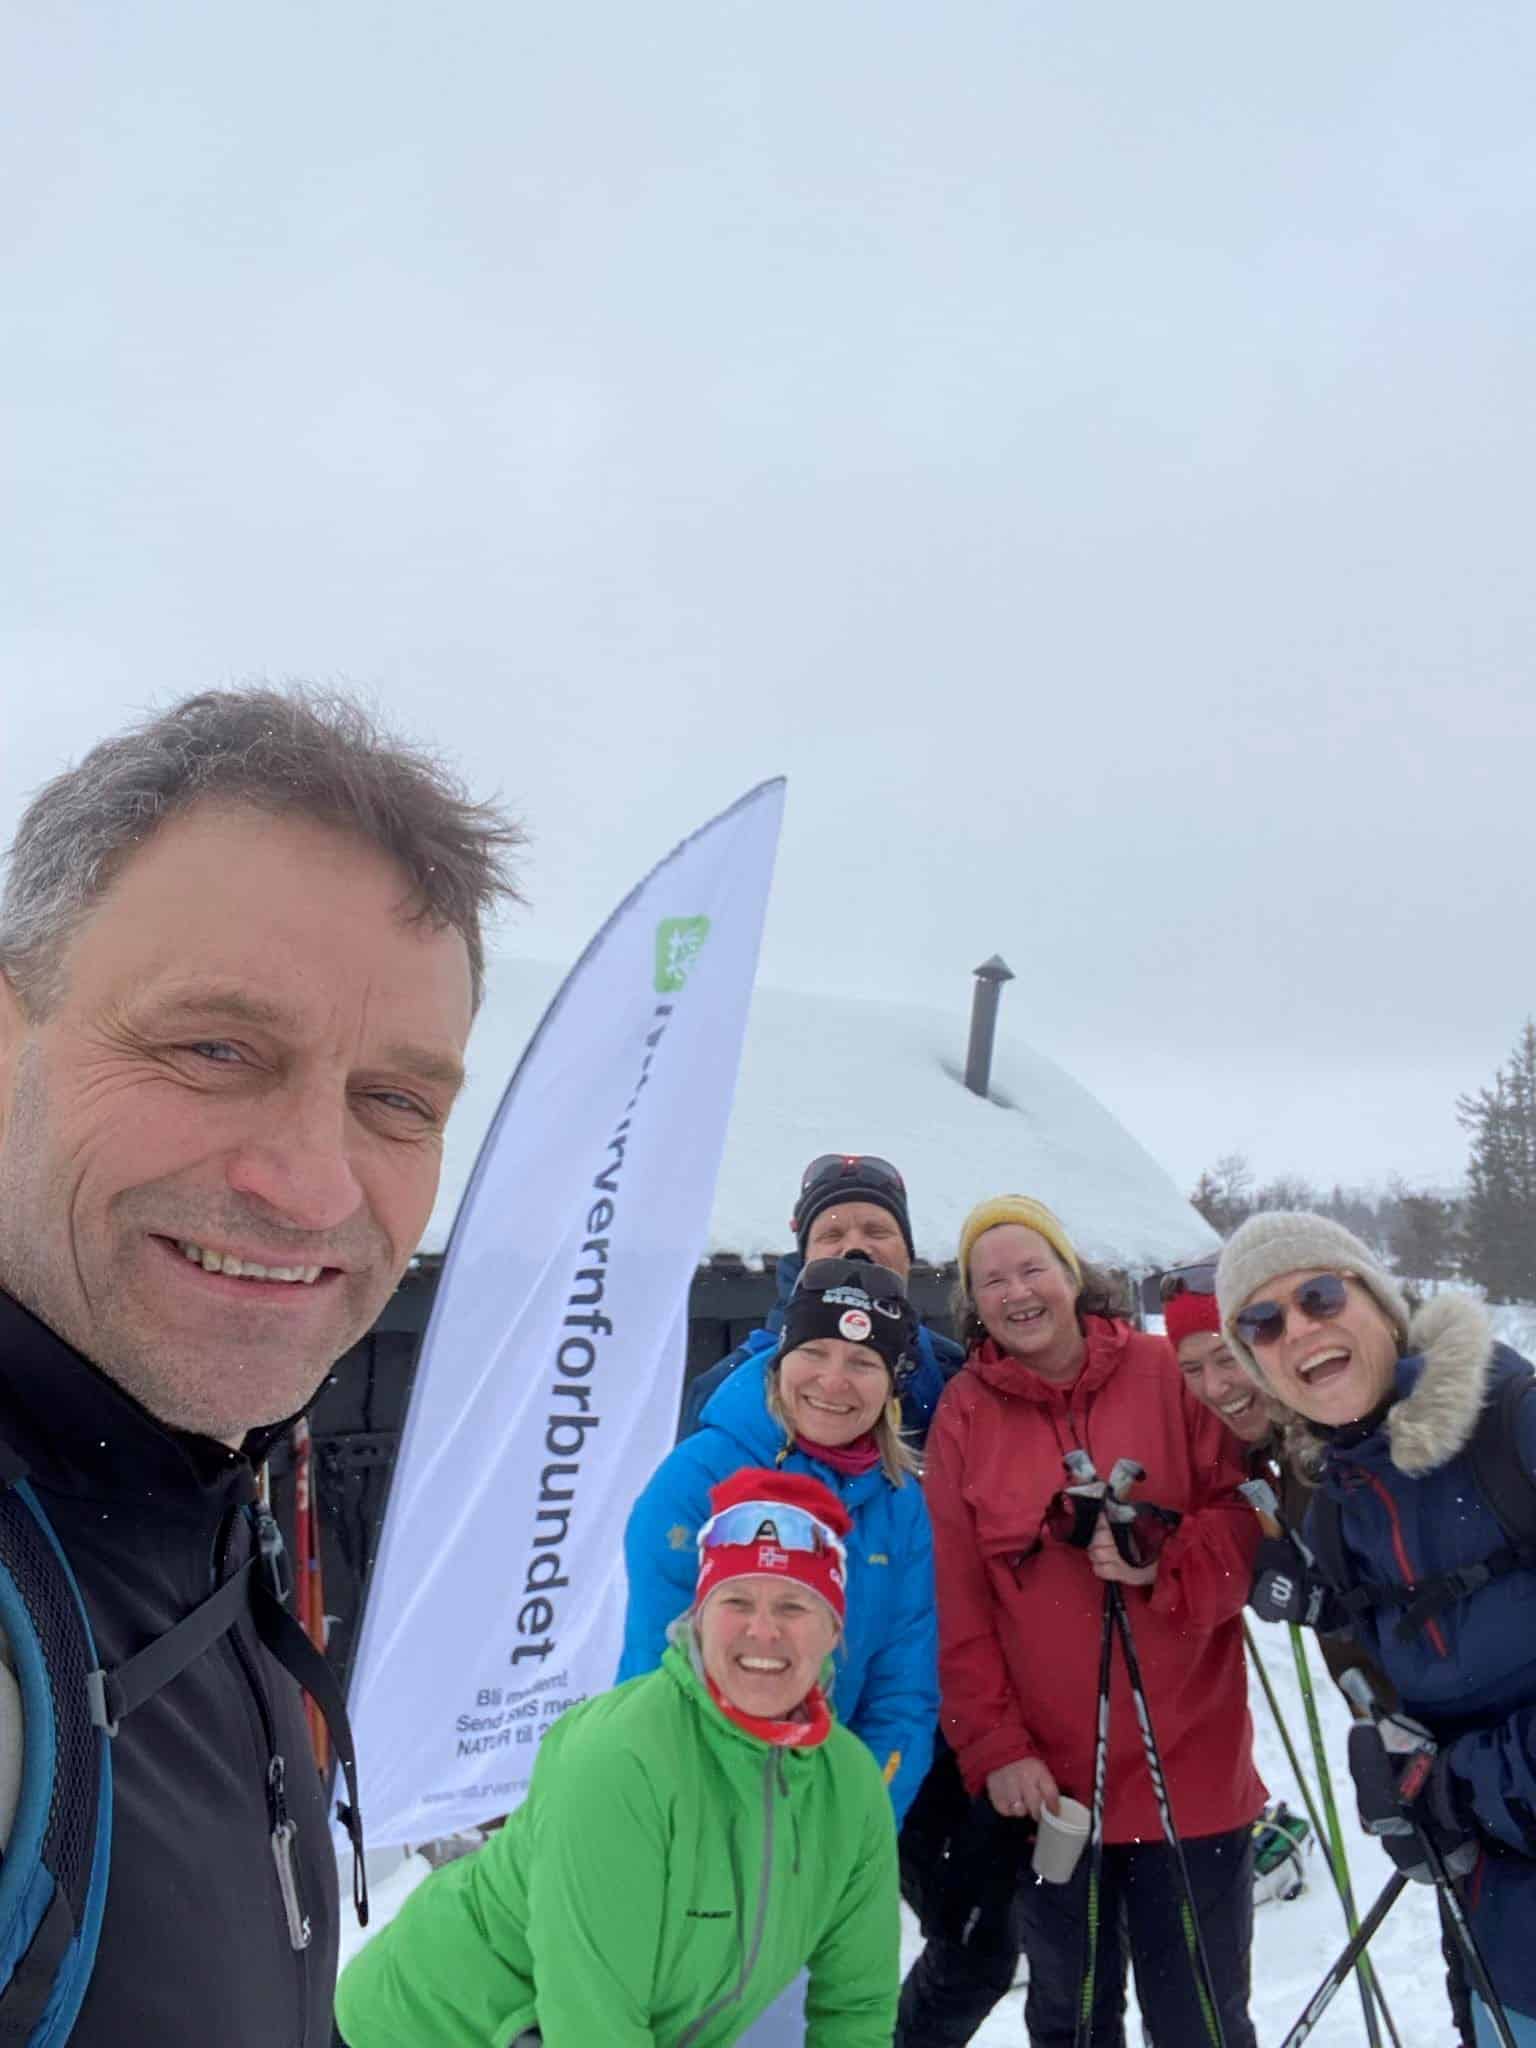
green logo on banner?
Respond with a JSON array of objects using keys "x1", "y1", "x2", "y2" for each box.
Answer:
[{"x1": 655, "y1": 916, "x2": 712, "y2": 992}]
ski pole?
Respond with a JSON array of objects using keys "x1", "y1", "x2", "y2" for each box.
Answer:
[
  {"x1": 1290, "y1": 1627, "x2": 1357, "y2": 1922},
  {"x1": 1237, "y1": 1479, "x2": 1399, "y2": 2046},
  {"x1": 1057, "y1": 1450, "x2": 1113, "y2": 2048},
  {"x1": 1065, "y1": 1454, "x2": 1228, "y2": 2044},
  {"x1": 1339, "y1": 1669, "x2": 1519, "y2": 2048},
  {"x1": 1243, "y1": 1621, "x2": 1332, "y2": 1856},
  {"x1": 1242, "y1": 1623, "x2": 1397, "y2": 2048},
  {"x1": 1277, "y1": 1870, "x2": 1408, "y2": 2048},
  {"x1": 1408, "y1": 1814, "x2": 1516, "y2": 2048},
  {"x1": 1107, "y1": 1582, "x2": 1228, "y2": 2048},
  {"x1": 1073, "y1": 1586, "x2": 1115, "y2": 2048},
  {"x1": 1288, "y1": 1626, "x2": 1399, "y2": 2048}
]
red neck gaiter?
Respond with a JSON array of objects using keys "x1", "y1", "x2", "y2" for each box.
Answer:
[
  {"x1": 705, "y1": 1672, "x2": 834, "y2": 1749},
  {"x1": 797, "y1": 1432, "x2": 881, "y2": 1476}
]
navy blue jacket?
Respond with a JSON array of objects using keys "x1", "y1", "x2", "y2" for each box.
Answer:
[
  {"x1": 1306, "y1": 1306, "x2": 1536, "y2": 2019},
  {"x1": 677, "y1": 1253, "x2": 964, "y2": 1443},
  {"x1": 618, "y1": 1350, "x2": 938, "y2": 1822}
]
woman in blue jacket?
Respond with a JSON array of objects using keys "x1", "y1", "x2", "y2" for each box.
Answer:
[
  {"x1": 1218, "y1": 1211, "x2": 1536, "y2": 2048},
  {"x1": 620, "y1": 1255, "x2": 938, "y2": 1825}
]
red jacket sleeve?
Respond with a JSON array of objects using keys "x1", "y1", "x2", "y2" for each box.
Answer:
[
  {"x1": 923, "y1": 1389, "x2": 1043, "y2": 1795},
  {"x1": 1148, "y1": 1383, "x2": 1263, "y2": 1630}
]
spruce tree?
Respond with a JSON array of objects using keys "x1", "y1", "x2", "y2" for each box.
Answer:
[
  {"x1": 1457, "y1": 1021, "x2": 1536, "y2": 1302},
  {"x1": 1389, "y1": 1191, "x2": 1461, "y2": 1289}
]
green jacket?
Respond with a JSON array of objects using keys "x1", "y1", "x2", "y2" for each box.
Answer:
[{"x1": 335, "y1": 1643, "x2": 899, "y2": 2048}]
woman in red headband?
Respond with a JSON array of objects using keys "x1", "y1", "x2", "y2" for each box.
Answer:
[{"x1": 336, "y1": 1467, "x2": 899, "y2": 2048}]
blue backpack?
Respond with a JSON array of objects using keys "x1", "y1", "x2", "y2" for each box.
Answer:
[
  {"x1": 0, "y1": 1447, "x2": 111, "y2": 2045},
  {"x1": 0, "y1": 1440, "x2": 367, "y2": 2044}
]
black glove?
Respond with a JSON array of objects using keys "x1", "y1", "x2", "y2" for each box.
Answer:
[
  {"x1": 1347, "y1": 1719, "x2": 1478, "y2": 1884},
  {"x1": 1107, "y1": 1500, "x2": 1182, "y2": 1570},
  {"x1": 1249, "y1": 1534, "x2": 1340, "y2": 1630}
]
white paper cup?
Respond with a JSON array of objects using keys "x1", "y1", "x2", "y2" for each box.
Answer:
[{"x1": 1031, "y1": 1796, "x2": 1091, "y2": 1884}]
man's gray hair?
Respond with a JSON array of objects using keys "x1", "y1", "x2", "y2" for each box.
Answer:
[{"x1": 0, "y1": 686, "x2": 526, "y2": 1014}]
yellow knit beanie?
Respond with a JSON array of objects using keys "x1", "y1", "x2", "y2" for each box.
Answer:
[{"x1": 957, "y1": 1195, "x2": 1083, "y2": 1291}]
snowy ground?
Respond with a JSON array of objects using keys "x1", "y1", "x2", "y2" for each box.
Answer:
[
  {"x1": 341, "y1": 1616, "x2": 1454, "y2": 2044},
  {"x1": 939, "y1": 1616, "x2": 1448, "y2": 2045}
]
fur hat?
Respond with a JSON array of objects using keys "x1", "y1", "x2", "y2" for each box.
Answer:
[
  {"x1": 957, "y1": 1195, "x2": 1082, "y2": 1291},
  {"x1": 1216, "y1": 1211, "x2": 1410, "y2": 1384}
]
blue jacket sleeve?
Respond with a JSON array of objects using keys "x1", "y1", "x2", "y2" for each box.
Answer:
[
  {"x1": 616, "y1": 1440, "x2": 718, "y2": 1684},
  {"x1": 842, "y1": 1488, "x2": 938, "y2": 1824},
  {"x1": 1446, "y1": 1707, "x2": 1536, "y2": 1859}
]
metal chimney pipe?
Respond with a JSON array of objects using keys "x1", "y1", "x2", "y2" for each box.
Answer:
[{"x1": 964, "y1": 955, "x2": 1015, "y2": 1098}]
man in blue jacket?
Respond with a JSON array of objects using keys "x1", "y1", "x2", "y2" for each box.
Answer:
[{"x1": 678, "y1": 1152, "x2": 963, "y2": 1442}]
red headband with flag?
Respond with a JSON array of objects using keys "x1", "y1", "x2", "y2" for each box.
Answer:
[{"x1": 694, "y1": 1468, "x2": 850, "y2": 1625}]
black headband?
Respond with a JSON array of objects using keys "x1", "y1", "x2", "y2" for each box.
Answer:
[{"x1": 778, "y1": 1258, "x2": 920, "y2": 1387}]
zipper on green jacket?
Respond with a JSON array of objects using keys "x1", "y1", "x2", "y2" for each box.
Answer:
[{"x1": 677, "y1": 1753, "x2": 779, "y2": 2046}]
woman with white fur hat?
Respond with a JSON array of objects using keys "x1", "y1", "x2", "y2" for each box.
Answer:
[{"x1": 1217, "y1": 1211, "x2": 1536, "y2": 2048}]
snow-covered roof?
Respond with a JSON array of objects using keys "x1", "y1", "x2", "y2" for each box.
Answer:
[{"x1": 425, "y1": 956, "x2": 1217, "y2": 1271}]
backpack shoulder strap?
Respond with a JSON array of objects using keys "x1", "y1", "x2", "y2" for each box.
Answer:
[
  {"x1": 1304, "y1": 1471, "x2": 1411, "y2": 1626},
  {"x1": 1388, "y1": 1363, "x2": 1536, "y2": 1641},
  {"x1": 1297, "y1": 1368, "x2": 1536, "y2": 1645},
  {"x1": 1304, "y1": 1483, "x2": 1353, "y2": 1599},
  {"x1": 87, "y1": 1561, "x2": 255, "y2": 1735},
  {"x1": 1467, "y1": 1363, "x2": 1536, "y2": 1555},
  {"x1": 0, "y1": 1452, "x2": 113, "y2": 2046}
]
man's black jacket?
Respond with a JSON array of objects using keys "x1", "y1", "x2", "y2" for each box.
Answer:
[{"x1": 0, "y1": 1287, "x2": 338, "y2": 2045}]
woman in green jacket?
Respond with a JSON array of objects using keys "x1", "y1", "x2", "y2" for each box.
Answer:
[{"x1": 334, "y1": 1467, "x2": 900, "y2": 2048}]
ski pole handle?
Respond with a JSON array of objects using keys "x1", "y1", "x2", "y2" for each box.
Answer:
[{"x1": 1106, "y1": 1456, "x2": 1145, "y2": 1501}]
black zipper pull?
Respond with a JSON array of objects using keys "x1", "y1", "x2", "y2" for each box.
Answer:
[{"x1": 267, "y1": 1754, "x2": 312, "y2": 1952}]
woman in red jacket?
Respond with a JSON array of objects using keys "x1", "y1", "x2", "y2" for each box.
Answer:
[{"x1": 925, "y1": 1196, "x2": 1264, "y2": 2048}]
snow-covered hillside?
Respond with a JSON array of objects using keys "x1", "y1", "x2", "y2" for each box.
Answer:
[{"x1": 341, "y1": 1617, "x2": 1449, "y2": 2045}]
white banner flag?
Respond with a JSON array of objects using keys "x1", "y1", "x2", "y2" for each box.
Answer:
[{"x1": 346, "y1": 779, "x2": 786, "y2": 1846}]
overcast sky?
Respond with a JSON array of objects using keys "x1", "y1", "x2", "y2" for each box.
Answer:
[{"x1": 3, "y1": 4, "x2": 1532, "y2": 1198}]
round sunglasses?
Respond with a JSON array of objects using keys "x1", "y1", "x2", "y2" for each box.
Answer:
[{"x1": 1233, "y1": 1271, "x2": 1352, "y2": 1349}]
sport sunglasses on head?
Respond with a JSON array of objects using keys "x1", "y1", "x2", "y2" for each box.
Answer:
[
  {"x1": 798, "y1": 1257, "x2": 908, "y2": 1313},
  {"x1": 1233, "y1": 1272, "x2": 1353, "y2": 1350},
  {"x1": 797, "y1": 1154, "x2": 907, "y2": 1202},
  {"x1": 698, "y1": 1501, "x2": 846, "y2": 1562},
  {"x1": 1159, "y1": 1258, "x2": 1218, "y2": 1304}
]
